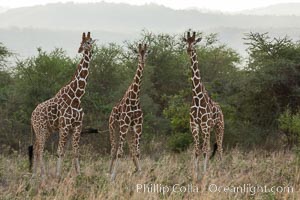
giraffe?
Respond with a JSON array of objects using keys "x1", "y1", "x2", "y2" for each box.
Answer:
[
  {"x1": 183, "y1": 31, "x2": 224, "y2": 181},
  {"x1": 29, "y1": 32, "x2": 96, "y2": 178},
  {"x1": 109, "y1": 43, "x2": 149, "y2": 181}
]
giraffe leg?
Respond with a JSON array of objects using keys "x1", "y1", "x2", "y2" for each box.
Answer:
[
  {"x1": 32, "y1": 125, "x2": 47, "y2": 179},
  {"x1": 32, "y1": 139, "x2": 39, "y2": 177},
  {"x1": 109, "y1": 115, "x2": 118, "y2": 174},
  {"x1": 110, "y1": 122, "x2": 130, "y2": 181},
  {"x1": 201, "y1": 126, "x2": 211, "y2": 173},
  {"x1": 215, "y1": 123, "x2": 224, "y2": 161},
  {"x1": 72, "y1": 124, "x2": 82, "y2": 175},
  {"x1": 128, "y1": 127, "x2": 136, "y2": 160},
  {"x1": 56, "y1": 127, "x2": 69, "y2": 178},
  {"x1": 190, "y1": 121, "x2": 201, "y2": 181},
  {"x1": 132, "y1": 123, "x2": 142, "y2": 172},
  {"x1": 39, "y1": 134, "x2": 47, "y2": 179},
  {"x1": 127, "y1": 127, "x2": 137, "y2": 170}
]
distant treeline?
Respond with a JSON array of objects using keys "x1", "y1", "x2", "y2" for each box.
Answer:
[{"x1": 1, "y1": 31, "x2": 300, "y2": 155}]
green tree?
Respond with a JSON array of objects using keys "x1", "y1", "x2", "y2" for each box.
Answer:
[
  {"x1": 0, "y1": 42, "x2": 12, "y2": 69},
  {"x1": 84, "y1": 44, "x2": 127, "y2": 127},
  {"x1": 12, "y1": 48, "x2": 75, "y2": 124},
  {"x1": 0, "y1": 43, "x2": 14, "y2": 150},
  {"x1": 0, "y1": 42, "x2": 12, "y2": 104},
  {"x1": 242, "y1": 32, "x2": 300, "y2": 128}
]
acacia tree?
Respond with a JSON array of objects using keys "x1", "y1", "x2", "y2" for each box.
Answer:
[
  {"x1": 12, "y1": 48, "x2": 75, "y2": 124},
  {"x1": 242, "y1": 32, "x2": 300, "y2": 128},
  {"x1": 0, "y1": 43, "x2": 15, "y2": 151},
  {"x1": 0, "y1": 43, "x2": 12, "y2": 102},
  {"x1": 0, "y1": 42, "x2": 12, "y2": 69}
]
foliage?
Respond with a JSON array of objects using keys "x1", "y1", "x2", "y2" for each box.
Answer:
[
  {"x1": 167, "y1": 132, "x2": 193, "y2": 153},
  {"x1": 0, "y1": 42, "x2": 12, "y2": 105},
  {"x1": 242, "y1": 32, "x2": 300, "y2": 128},
  {"x1": 0, "y1": 42, "x2": 12, "y2": 69},
  {"x1": 1, "y1": 31, "x2": 300, "y2": 153},
  {"x1": 278, "y1": 108, "x2": 300, "y2": 147},
  {"x1": 12, "y1": 48, "x2": 76, "y2": 123},
  {"x1": 163, "y1": 90, "x2": 190, "y2": 134}
]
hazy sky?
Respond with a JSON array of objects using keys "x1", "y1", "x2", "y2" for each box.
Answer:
[{"x1": 1, "y1": 0, "x2": 300, "y2": 12}]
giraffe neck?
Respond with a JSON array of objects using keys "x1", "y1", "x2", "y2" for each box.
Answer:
[
  {"x1": 68, "y1": 50, "x2": 91, "y2": 100},
  {"x1": 190, "y1": 50, "x2": 206, "y2": 97},
  {"x1": 129, "y1": 58, "x2": 144, "y2": 100}
]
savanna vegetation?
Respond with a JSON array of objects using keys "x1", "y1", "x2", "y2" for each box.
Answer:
[{"x1": 1, "y1": 31, "x2": 300, "y2": 199}]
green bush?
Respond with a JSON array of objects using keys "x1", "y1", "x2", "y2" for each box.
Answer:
[
  {"x1": 167, "y1": 132, "x2": 193, "y2": 153},
  {"x1": 278, "y1": 108, "x2": 300, "y2": 147},
  {"x1": 163, "y1": 90, "x2": 190, "y2": 134}
]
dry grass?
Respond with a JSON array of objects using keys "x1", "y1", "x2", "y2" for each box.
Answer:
[{"x1": 0, "y1": 147, "x2": 299, "y2": 200}]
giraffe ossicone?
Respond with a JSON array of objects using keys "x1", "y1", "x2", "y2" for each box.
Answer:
[
  {"x1": 29, "y1": 31, "x2": 95, "y2": 179},
  {"x1": 109, "y1": 43, "x2": 149, "y2": 181},
  {"x1": 184, "y1": 31, "x2": 224, "y2": 182}
]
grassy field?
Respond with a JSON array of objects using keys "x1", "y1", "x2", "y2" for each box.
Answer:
[{"x1": 0, "y1": 146, "x2": 299, "y2": 200}]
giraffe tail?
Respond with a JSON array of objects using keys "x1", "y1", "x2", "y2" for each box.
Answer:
[
  {"x1": 210, "y1": 143, "x2": 218, "y2": 160},
  {"x1": 28, "y1": 124, "x2": 34, "y2": 172},
  {"x1": 28, "y1": 145, "x2": 33, "y2": 172}
]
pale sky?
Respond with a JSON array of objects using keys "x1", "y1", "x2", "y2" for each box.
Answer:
[{"x1": 0, "y1": 0, "x2": 300, "y2": 12}]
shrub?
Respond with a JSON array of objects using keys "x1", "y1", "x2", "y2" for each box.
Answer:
[
  {"x1": 278, "y1": 108, "x2": 300, "y2": 147},
  {"x1": 167, "y1": 132, "x2": 193, "y2": 153}
]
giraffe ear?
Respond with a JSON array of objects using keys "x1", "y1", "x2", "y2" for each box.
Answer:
[
  {"x1": 195, "y1": 37, "x2": 202, "y2": 44},
  {"x1": 90, "y1": 39, "x2": 97, "y2": 44},
  {"x1": 133, "y1": 49, "x2": 138, "y2": 54}
]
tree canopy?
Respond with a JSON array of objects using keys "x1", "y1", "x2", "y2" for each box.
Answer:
[{"x1": 1, "y1": 31, "x2": 300, "y2": 153}]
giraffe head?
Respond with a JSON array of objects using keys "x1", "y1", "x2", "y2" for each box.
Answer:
[
  {"x1": 134, "y1": 43, "x2": 149, "y2": 63},
  {"x1": 183, "y1": 31, "x2": 202, "y2": 54},
  {"x1": 78, "y1": 32, "x2": 96, "y2": 53}
]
